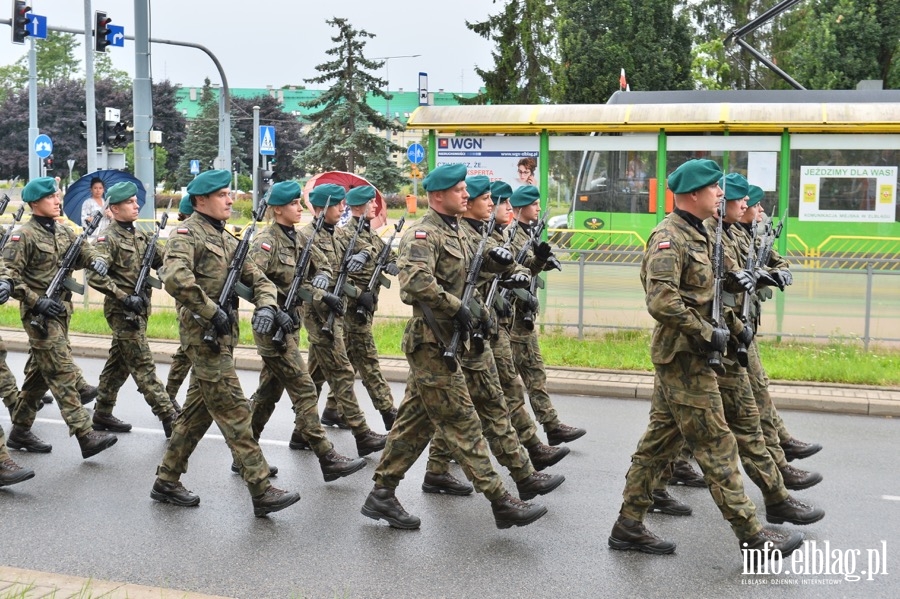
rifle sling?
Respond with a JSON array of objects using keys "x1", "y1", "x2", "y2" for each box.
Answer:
[{"x1": 417, "y1": 302, "x2": 451, "y2": 350}]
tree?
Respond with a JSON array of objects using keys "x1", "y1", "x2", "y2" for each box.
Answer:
[
  {"x1": 231, "y1": 95, "x2": 308, "y2": 182},
  {"x1": 176, "y1": 79, "x2": 220, "y2": 187},
  {"x1": 94, "y1": 53, "x2": 131, "y2": 90},
  {"x1": 34, "y1": 32, "x2": 80, "y2": 86},
  {"x1": 149, "y1": 80, "x2": 188, "y2": 188},
  {"x1": 296, "y1": 17, "x2": 405, "y2": 193}
]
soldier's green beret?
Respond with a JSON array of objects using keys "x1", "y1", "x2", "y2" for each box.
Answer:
[
  {"x1": 105, "y1": 181, "x2": 137, "y2": 205},
  {"x1": 667, "y1": 159, "x2": 723, "y2": 194},
  {"x1": 346, "y1": 185, "x2": 376, "y2": 207},
  {"x1": 423, "y1": 163, "x2": 467, "y2": 192},
  {"x1": 268, "y1": 180, "x2": 302, "y2": 207},
  {"x1": 490, "y1": 181, "x2": 513, "y2": 204},
  {"x1": 179, "y1": 193, "x2": 194, "y2": 216},
  {"x1": 309, "y1": 183, "x2": 345, "y2": 208},
  {"x1": 465, "y1": 176, "x2": 491, "y2": 199},
  {"x1": 22, "y1": 177, "x2": 58, "y2": 202},
  {"x1": 186, "y1": 169, "x2": 231, "y2": 197},
  {"x1": 747, "y1": 185, "x2": 764, "y2": 207},
  {"x1": 720, "y1": 173, "x2": 749, "y2": 201},
  {"x1": 510, "y1": 185, "x2": 540, "y2": 208}
]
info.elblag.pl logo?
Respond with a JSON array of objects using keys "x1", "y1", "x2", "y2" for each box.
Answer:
[{"x1": 741, "y1": 540, "x2": 889, "y2": 585}]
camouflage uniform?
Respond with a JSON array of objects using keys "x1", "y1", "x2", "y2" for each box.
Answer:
[
  {"x1": 247, "y1": 222, "x2": 337, "y2": 456},
  {"x1": 87, "y1": 221, "x2": 177, "y2": 420},
  {"x1": 3, "y1": 216, "x2": 100, "y2": 437},
  {"x1": 373, "y1": 209, "x2": 507, "y2": 501},
  {"x1": 618, "y1": 209, "x2": 762, "y2": 541},
  {"x1": 155, "y1": 212, "x2": 277, "y2": 497},
  {"x1": 323, "y1": 216, "x2": 395, "y2": 414},
  {"x1": 166, "y1": 345, "x2": 191, "y2": 404},
  {"x1": 0, "y1": 335, "x2": 20, "y2": 414},
  {"x1": 300, "y1": 219, "x2": 373, "y2": 436}
]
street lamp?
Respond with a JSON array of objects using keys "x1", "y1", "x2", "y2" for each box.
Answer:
[{"x1": 373, "y1": 54, "x2": 421, "y2": 148}]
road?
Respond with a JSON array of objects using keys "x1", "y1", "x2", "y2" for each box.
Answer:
[{"x1": 1, "y1": 353, "x2": 898, "y2": 599}]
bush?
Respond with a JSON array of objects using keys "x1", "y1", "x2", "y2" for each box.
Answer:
[
  {"x1": 155, "y1": 192, "x2": 182, "y2": 209},
  {"x1": 232, "y1": 198, "x2": 254, "y2": 220}
]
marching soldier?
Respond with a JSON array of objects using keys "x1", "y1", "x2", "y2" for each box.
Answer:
[
  {"x1": 150, "y1": 169, "x2": 300, "y2": 517},
  {"x1": 246, "y1": 180, "x2": 366, "y2": 482},
  {"x1": 2, "y1": 177, "x2": 117, "y2": 459},
  {"x1": 165, "y1": 193, "x2": 196, "y2": 412},
  {"x1": 361, "y1": 164, "x2": 548, "y2": 530},
  {"x1": 87, "y1": 182, "x2": 179, "y2": 437}
]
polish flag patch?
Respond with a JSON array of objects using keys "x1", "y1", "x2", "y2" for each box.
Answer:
[
  {"x1": 177, "y1": 228, "x2": 190, "y2": 234},
  {"x1": 97, "y1": 236, "x2": 106, "y2": 242},
  {"x1": 415, "y1": 231, "x2": 427, "y2": 239},
  {"x1": 657, "y1": 241, "x2": 671, "y2": 250},
  {"x1": 260, "y1": 242, "x2": 272, "y2": 252},
  {"x1": 10, "y1": 235, "x2": 20, "y2": 242}
]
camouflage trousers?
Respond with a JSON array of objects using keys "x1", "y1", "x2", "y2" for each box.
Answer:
[
  {"x1": 510, "y1": 325, "x2": 560, "y2": 431},
  {"x1": 428, "y1": 346, "x2": 534, "y2": 483},
  {"x1": 0, "y1": 336, "x2": 20, "y2": 413},
  {"x1": 96, "y1": 312, "x2": 176, "y2": 419},
  {"x1": 0, "y1": 425, "x2": 9, "y2": 461},
  {"x1": 14, "y1": 314, "x2": 92, "y2": 437},
  {"x1": 747, "y1": 340, "x2": 790, "y2": 466},
  {"x1": 325, "y1": 318, "x2": 394, "y2": 413},
  {"x1": 157, "y1": 343, "x2": 272, "y2": 497},
  {"x1": 250, "y1": 328, "x2": 334, "y2": 457},
  {"x1": 619, "y1": 353, "x2": 762, "y2": 540},
  {"x1": 304, "y1": 315, "x2": 370, "y2": 436},
  {"x1": 165, "y1": 346, "x2": 192, "y2": 403},
  {"x1": 491, "y1": 326, "x2": 539, "y2": 447},
  {"x1": 374, "y1": 342, "x2": 506, "y2": 501}
]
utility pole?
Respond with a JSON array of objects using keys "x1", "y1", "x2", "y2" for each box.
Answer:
[
  {"x1": 27, "y1": 35, "x2": 38, "y2": 179},
  {"x1": 133, "y1": 0, "x2": 155, "y2": 224},
  {"x1": 84, "y1": 1, "x2": 98, "y2": 175}
]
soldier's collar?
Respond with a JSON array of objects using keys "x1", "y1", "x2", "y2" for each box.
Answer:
[
  {"x1": 463, "y1": 217, "x2": 483, "y2": 234},
  {"x1": 436, "y1": 211, "x2": 459, "y2": 231},
  {"x1": 196, "y1": 211, "x2": 225, "y2": 232},
  {"x1": 352, "y1": 216, "x2": 371, "y2": 232},
  {"x1": 278, "y1": 222, "x2": 296, "y2": 240},
  {"x1": 115, "y1": 220, "x2": 135, "y2": 233},
  {"x1": 737, "y1": 222, "x2": 753, "y2": 234},
  {"x1": 322, "y1": 222, "x2": 335, "y2": 235},
  {"x1": 32, "y1": 214, "x2": 56, "y2": 232},
  {"x1": 673, "y1": 208, "x2": 708, "y2": 239}
]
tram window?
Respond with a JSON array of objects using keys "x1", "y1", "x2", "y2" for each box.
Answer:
[{"x1": 574, "y1": 149, "x2": 656, "y2": 213}]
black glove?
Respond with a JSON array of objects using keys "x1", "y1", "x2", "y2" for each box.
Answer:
[
  {"x1": 122, "y1": 294, "x2": 145, "y2": 314},
  {"x1": 523, "y1": 292, "x2": 539, "y2": 313},
  {"x1": 754, "y1": 268, "x2": 779, "y2": 290},
  {"x1": 544, "y1": 256, "x2": 563, "y2": 271},
  {"x1": 384, "y1": 262, "x2": 400, "y2": 276},
  {"x1": 210, "y1": 306, "x2": 231, "y2": 335},
  {"x1": 533, "y1": 241, "x2": 553, "y2": 260},
  {"x1": 0, "y1": 279, "x2": 11, "y2": 304},
  {"x1": 703, "y1": 326, "x2": 729, "y2": 354},
  {"x1": 274, "y1": 308, "x2": 295, "y2": 334},
  {"x1": 310, "y1": 273, "x2": 330, "y2": 290},
  {"x1": 488, "y1": 246, "x2": 513, "y2": 266},
  {"x1": 357, "y1": 291, "x2": 375, "y2": 312},
  {"x1": 34, "y1": 296, "x2": 65, "y2": 317},
  {"x1": 251, "y1": 306, "x2": 277, "y2": 335},
  {"x1": 495, "y1": 296, "x2": 512, "y2": 318},
  {"x1": 91, "y1": 258, "x2": 109, "y2": 277},
  {"x1": 737, "y1": 324, "x2": 754, "y2": 347},
  {"x1": 772, "y1": 269, "x2": 793, "y2": 288},
  {"x1": 347, "y1": 250, "x2": 369, "y2": 273},
  {"x1": 322, "y1": 292, "x2": 345, "y2": 315},
  {"x1": 453, "y1": 304, "x2": 473, "y2": 331},
  {"x1": 727, "y1": 270, "x2": 755, "y2": 294},
  {"x1": 499, "y1": 272, "x2": 530, "y2": 289}
]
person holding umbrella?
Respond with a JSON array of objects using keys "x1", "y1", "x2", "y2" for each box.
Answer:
[{"x1": 80, "y1": 177, "x2": 112, "y2": 238}]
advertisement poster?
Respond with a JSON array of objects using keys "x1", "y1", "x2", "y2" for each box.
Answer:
[
  {"x1": 798, "y1": 165, "x2": 897, "y2": 222},
  {"x1": 436, "y1": 136, "x2": 540, "y2": 189}
]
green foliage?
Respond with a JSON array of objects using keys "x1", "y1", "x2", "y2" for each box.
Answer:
[
  {"x1": 93, "y1": 53, "x2": 131, "y2": 89},
  {"x1": 176, "y1": 79, "x2": 221, "y2": 187},
  {"x1": 691, "y1": 39, "x2": 733, "y2": 90}
]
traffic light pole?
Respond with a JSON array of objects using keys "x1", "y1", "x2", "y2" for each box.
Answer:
[
  {"x1": 27, "y1": 36, "x2": 39, "y2": 179},
  {"x1": 83, "y1": 2, "x2": 99, "y2": 175},
  {"x1": 133, "y1": 0, "x2": 155, "y2": 226}
]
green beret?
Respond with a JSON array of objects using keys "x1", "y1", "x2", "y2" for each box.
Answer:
[
  {"x1": 510, "y1": 185, "x2": 540, "y2": 208},
  {"x1": 667, "y1": 159, "x2": 723, "y2": 194},
  {"x1": 423, "y1": 163, "x2": 467, "y2": 192},
  {"x1": 22, "y1": 177, "x2": 58, "y2": 203},
  {"x1": 186, "y1": 169, "x2": 231, "y2": 197},
  {"x1": 105, "y1": 181, "x2": 137, "y2": 205},
  {"x1": 490, "y1": 181, "x2": 513, "y2": 204},
  {"x1": 747, "y1": 185, "x2": 764, "y2": 207},
  {"x1": 267, "y1": 180, "x2": 302, "y2": 207},
  {"x1": 719, "y1": 173, "x2": 749, "y2": 201},
  {"x1": 465, "y1": 176, "x2": 491, "y2": 199},
  {"x1": 309, "y1": 183, "x2": 345, "y2": 208},
  {"x1": 178, "y1": 193, "x2": 193, "y2": 216},
  {"x1": 346, "y1": 185, "x2": 376, "y2": 207}
]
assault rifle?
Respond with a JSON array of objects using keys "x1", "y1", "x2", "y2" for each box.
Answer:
[
  {"x1": 0, "y1": 204, "x2": 25, "y2": 253},
  {"x1": 736, "y1": 221, "x2": 759, "y2": 367},
  {"x1": 31, "y1": 201, "x2": 109, "y2": 338},
  {"x1": 757, "y1": 204, "x2": 787, "y2": 270},
  {"x1": 199, "y1": 194, "x2": 268, "y2": 353},
  {"x1": 708, "y1": 201, "x2": 726, "y2": 376},
  {"x1": 0, "y1": 194, "x2": 10, "y2": 217},
  {"x1": 272, "y1": 209, "x2": 327, "y2": 350},
  {"x1": 478, "y1": 218, "x2": 518, "y2": 342},
  {"x1": 125, "y1": 198, "x2": 172, "y2": 328},
  {"x1": 321, "y1": 212, "x2": 367, "y2": 340},
  {"x1": 356, "y1": 210, "x2": 406, "y2": 323}
]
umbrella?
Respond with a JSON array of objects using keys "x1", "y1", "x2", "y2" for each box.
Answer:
[
  {"x1": 63, "y1": 170, "x2": 148, "y2": 226},
  {"x1": 302, "y1": 171, "x2": 387, "y2": 231}
]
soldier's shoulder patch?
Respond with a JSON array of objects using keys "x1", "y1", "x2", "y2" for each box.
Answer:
[
  {"x1": 10, "y1": 234, "x2": 20, "y2": 242},
  {"x1": 260, "y1": 242, "x2": 272, "y2": 252},
  {"x1": 657, "y1": 240, "x2": 670, "y2": 250},
  {"x1": 97, "y1": 236, "x2": 107, "y2": 242},
  {"x1": 176, "y1": 228, "x2": 190, "y2": 234},
  {"x1": 415, "y1": 230, "x2": 427, "y2": 239}
]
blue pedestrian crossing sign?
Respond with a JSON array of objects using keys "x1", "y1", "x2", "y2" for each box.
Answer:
[
  {"x1": 259, "y1": 126, "x2": 276, "y2": 156},
  {"x1": 407, "y1": 143, "x2": 425, "y2": 164},
  {"x1": 107, "y1": 25, "x2": 125, "y2": 48},
  {"x1": 189, "y1": 159, "x2": 200, "y2": 175},
  {"x1": 34, "y1": 134, "x2": 53, "y2": 158}
]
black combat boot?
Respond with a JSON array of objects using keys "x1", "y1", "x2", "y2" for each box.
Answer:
[
  {"x1": 649, "y1": 489, "x2": 693, "y2": 516},
  {"x1": 668, "y1": 459, "x2": 707, "y2": 487},
  {"x1": 7, "y1": 425, "x2": 52, "y2": 453},
  {"x1": 151, "y1": 478, "x2": 200, "y2": 507},
  {"x1": 766, "y1": 496, "x2": 825, "y2": 525},
  {"x1": 355, "y1": 430, "x2": 387, "y2": 457},
  {"x1": 608, "y1": 516, "x2": 676, "y2": 554},
  {"x1": 92, "y1": 411, "x2": 133, "y2": 433},
  {"x1": 41, "y1": 392, "x2": 54, "y2": 404},
  {"x1": 321, "y1": 407, "x2": 350, "y2": 429},
  {"x1": 421, "y1": 471, "x2": 474, "y2": 496},
  {"x1": 0, "y1": 457, "x2": 35, "y2": 487},
  {"x1": 361, "y1": 486, "x2": 421, "y2": 529},
  {"x1": 79, "y1": 384, "x2": 99, "y2": 405},
  {"x1": 319, "y1": 449, "x2": 366, "y2": 482},
  {"x1": 380, "y1": 406, "x2": 398, "y2": 430},
  {"x1": 546, "y1": 423, "x2": 586, "y2": 446},
  {"x1": 491, "y1": 492, "x2": 548, "y2": 529},
  {"x1": 230, "y1": 461, "x2": 278, "y2": 477},
  {"x1": 740, "y1": 527, "x2": 804, "y2": 560},
  {"x1": 77, "y1": 430, "x2": 117, "y2": 459},
  {"x1": 780, "y1": 437, "x2": 823, "y2": 462},
  {"x1": 527, "y1": 442, "x2": 570, "y2": 471},
  {"x1": 779, "y1": 464, "x2": 823, "y2": 490},
  {"x1": 252, "y1": 486, "x2": 301, "y2": 517},
  {"x1": 288, "y1": 430, "x2": 311, "y2": 450},
  {"x1": 516, "y1": 472, "x2": 565, "y2": 501}
]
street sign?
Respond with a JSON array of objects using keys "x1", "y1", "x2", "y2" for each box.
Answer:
[
  {"x1": 27, "y1": 14, "x2": 47, "y2": 39},
  {"x1": 259, "y1": 126, "x2": 276, "y2": 156},
  {"x1": 34, "y1": 134, "x2": 53, "y2": 158},
  {"x1": 407, "y1": 143, "x2": 425, "y2": 164},
  {"x1": 189, "y1": 159, "x2": 200, "y2": 175},
  {"x1": 107, "y1": 25, "x2": 125, "y2": 47}
]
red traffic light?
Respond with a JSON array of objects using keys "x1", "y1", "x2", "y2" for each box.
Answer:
[
  {"x1": 94, "y1": 10, "x2": 112, "y2": 52},
  {"x1": 12, "y1": 1, "x2": 32, "y2": 45}
]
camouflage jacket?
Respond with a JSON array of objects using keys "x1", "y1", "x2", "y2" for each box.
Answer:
[
  {"x1": 335, "y1": 216, "x2": 388, "y2": 325},
  {"x1": 88, "y1": 221, "x2": 163, "y2": 318},
  {"x1": 507, "y1": 221, "x2": 550, "y2": 339}
]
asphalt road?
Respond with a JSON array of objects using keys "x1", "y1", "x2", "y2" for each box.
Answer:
[{"x1": 1, "y1": 353, "x2": 898, "y2": 599}]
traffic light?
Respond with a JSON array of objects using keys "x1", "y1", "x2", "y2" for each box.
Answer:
[
  {"x1": 256, "y1": 167, "x2": 274, "y2": 198},
  {"x1": 43, "y1": 154, "x2": 53, "y2": 171},
  {"x1": 12, "y1": 1, "x2": 31, "y2": 45},
  {"x1": 94, "y1": 10, "x2": 112, "y2": 53},
  {"x1": 101, "y1": 120, "x2": 129, "y2": 148}
]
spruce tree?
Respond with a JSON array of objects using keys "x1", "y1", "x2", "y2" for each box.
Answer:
[{"x1": 176, "y1": 78, "x2": 220, "y2": 187}]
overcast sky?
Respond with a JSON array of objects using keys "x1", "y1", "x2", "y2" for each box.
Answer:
[{"x1": 3, "y1": 0, "x2": 497, "y2": 93}]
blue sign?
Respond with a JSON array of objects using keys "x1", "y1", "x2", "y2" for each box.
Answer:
[
  {"x1": 107, "y1": 25, "x2": 125, "y2": 48},
  {"x1": 259, "y1": 126, "x2": 276, "y2": 156},
  {"x1": 27, "y1": 14, "x2": 48, "y2": 39},
  {"x1": 407, "y1": 143, "x2": 425, "y2": 164},
  {"x1": 189, "y1": 159, "x2": 200, "y2": 175},
  {"x1": 34, "y1": 134, "x2": 53, "y2": 158}
]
